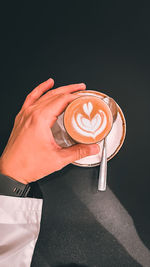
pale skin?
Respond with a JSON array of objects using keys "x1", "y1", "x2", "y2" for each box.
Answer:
[{"x1": 0, "y1": 78, "x2": 100, "y2": 184}]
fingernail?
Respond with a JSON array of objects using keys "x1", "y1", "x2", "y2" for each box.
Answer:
[
  {"x1": 90, "y1": 144, "x2": 100, "y2": 155},
  {"x1": 79, "y1": 83, "x2": 86, "y2": 88},
  {"x1": 48, "y1": 78, "x2": 54, "y2": 82}
]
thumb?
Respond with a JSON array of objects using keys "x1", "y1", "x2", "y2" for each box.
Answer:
[{"x1": 59, "y1": 143, "x2": 100, "y2": 166}]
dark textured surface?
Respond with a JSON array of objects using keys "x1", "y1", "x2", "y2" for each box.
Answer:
[
  {"x1": 31, "y1": 166, "x2": 145, "y2": 267},
  {"x1": 1, "y1": 2, "x2": 150, "y2": 266}
]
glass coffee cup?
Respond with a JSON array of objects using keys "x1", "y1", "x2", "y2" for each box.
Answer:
[{"x1": 51, "y1": 90, "x2": 126, "y2": 167}]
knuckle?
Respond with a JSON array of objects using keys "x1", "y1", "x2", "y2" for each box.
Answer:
[
  {"x1": 14, "y1": 112, "x2": 20, "y2": 122},
  {"x1": 76, "y1": 145, "x2": 91, "y2": 160},
  {"x1": 25, "y1": 91, "x2": 36, "y2": 102},
  {"x1": 23, "y1": 106, "x2": 32, "y2": 117},
  {"x1": 25, "y1": 93, "x2": 32, "y2": 100},
  {"x1": 57, "y1": 93, "x2": 66, "y2": 99},
  {"x1": 76, "y1": 146, "x2": 86, "y2": 160},
  {"x1": 22, "y1": 107, "x2": 41, "y2": 125},
  {"x1": 61, "y1": 93, "x2": 74, "y2": 103},
  {"x1": 27, "y1": 91, "x2": 35, "y2": 99},
  {"x1": 60, "y1": 93, "x2": 69, "y2": 99},
  {"x1": 30, "y1": 109, "x2": 41, "y2": 123},
  {"x1": 14, "y1": 109, "x2": 24, "y2": 122},
  {"x1": 13, "y1": 107, "x2": 42, "y2": 129}
]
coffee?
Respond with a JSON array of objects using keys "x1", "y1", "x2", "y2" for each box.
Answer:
[{"x1": 64, "y1": 95, "x2": 113, "y2": 144}]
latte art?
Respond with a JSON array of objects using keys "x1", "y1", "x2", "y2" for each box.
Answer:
[
  {"x1": 83, "y1": 102, "x2": 93, "y2": 116},
  {"x1": 64, "y1": 96, "x2": 113, "y2": 144},
  {"x1": 72, "y1": 102, "x2": 107, "y2": 139}
]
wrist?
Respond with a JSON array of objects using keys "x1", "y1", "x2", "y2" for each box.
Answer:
[
  {"x1": 0, "y1": 173, "x2": 31, "y2": 197},
  {"x1": 0, "y1": 157, "x2": 28, "y2": 185}
]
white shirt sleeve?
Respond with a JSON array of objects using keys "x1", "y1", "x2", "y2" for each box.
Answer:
[{"x1": 0, "y1": 195, "x2": 43, "y2": 267}]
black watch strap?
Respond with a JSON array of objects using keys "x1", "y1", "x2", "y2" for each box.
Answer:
[{"x1": 0, "y1": 173, "x2": 31, "y2": 197}]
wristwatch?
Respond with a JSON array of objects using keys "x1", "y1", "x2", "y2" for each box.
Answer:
[{"x1": 0, "y1": 173, "x2": 31, "y2": 197}]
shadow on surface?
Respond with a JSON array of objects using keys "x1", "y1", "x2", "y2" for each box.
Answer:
[
  {"x1": 31, "y1": 167, "x2": 142, "y2": 267},
  {"x1": 108, "y1": 139, "x2": 150, "y2": 252}
]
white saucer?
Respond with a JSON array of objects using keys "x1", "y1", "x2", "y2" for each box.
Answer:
[{"x1": 51, "y1": 90, "x2": 126, "y2": 167}]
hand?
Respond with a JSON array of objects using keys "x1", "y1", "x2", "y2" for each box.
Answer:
[{"x1": 0, "y1": 78, "x2": 100, "y2": 184}]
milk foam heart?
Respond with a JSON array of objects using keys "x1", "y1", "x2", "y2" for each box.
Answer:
[
  {"x1": 83, "y1": 102, "x2": 93, "y2": 116},
  {"x1": 64, "y1": 96, "x2": 113, "y2": 144},
  {"x1": 72, "y1": 108, "x2": 107, "y2": 138}
]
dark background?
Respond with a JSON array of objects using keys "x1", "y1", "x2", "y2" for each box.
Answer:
[{"x1": 1, "y1": 2, "x2": 150, "y2": 267}]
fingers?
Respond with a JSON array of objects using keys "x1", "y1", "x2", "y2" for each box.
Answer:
[
  {"x1": 46, "y1": 93, "x2": 80, "y2": 126},
  {"x1": 53, "y1": 83, "x2": 86, "y2": 95},
  {"x1": 38, "y1": 83, "x2": 86, "y2": 103},
  {"x1": 58, "y1": 144, "x2": 100, "y2": 166},
  {"x1": 22, "y1": 78, "x2": 54, "y2": 110}
]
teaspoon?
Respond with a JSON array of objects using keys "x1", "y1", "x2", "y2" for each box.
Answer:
[{"x1": 98, "y1": 97, "x2": 118, "y2": 191}]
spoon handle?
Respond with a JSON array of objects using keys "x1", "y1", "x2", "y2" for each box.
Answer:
[{"x1": 98, "y1": 138, "x2": 107, "y2": 191}]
